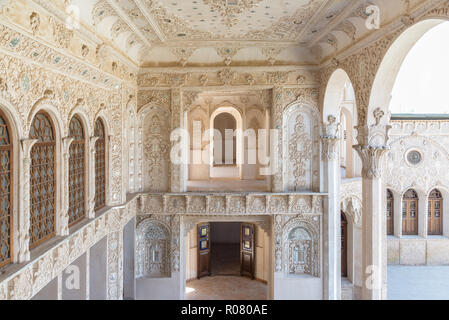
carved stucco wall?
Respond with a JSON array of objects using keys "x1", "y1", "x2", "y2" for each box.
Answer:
[
  {"x1": 139, "y1": 105, "x2": 170, "y2": 192},
  {"x1": 319, "y1": 0, "x2": 449, "y2": 132},
  {"x1": 283, "y1": 102, "x2": 320, "y2": 192},
  {"x1": 274, "y1": 214, "x2": 321, "y2": 277},
  {"x1": 135, "y1": 218, "x2": 171, "y2": 278},
  {"x1": 386, "y1": 120, "x2": 449, "y2": 194}
]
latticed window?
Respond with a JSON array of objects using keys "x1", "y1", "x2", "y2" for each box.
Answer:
[
  {"x1": 29, "y1": 112, "x2": 56, "y2": 248},
  {"x1": 428, "y1": 189, "x2": 442, "y2": 235},
  {"x1": 402, "y1": 189, "x2": 418, "y2": 235},
  {"x1": 0, "y1": 112, "x2": 12, "y2": 268},
  {"x1": 387, "y1": 189, "x2": 394, "y2": 235},
  {"x1": 94, "y1": 119, "x2": 106, "y2": 210},
  {"x1": 68, "y1": 116, "x2": 86, "y2": 226}
]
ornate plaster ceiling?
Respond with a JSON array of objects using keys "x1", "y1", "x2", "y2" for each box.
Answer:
[{"x1": 59, "y1": 0, "x2": 420, "y2": 66}]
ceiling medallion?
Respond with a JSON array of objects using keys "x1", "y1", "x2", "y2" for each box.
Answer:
[{"x1": 203, "y1": 0, "x2": 264, "y2": 27}]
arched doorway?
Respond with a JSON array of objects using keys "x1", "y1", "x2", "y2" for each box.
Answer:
[
  {"x1": 209, "y1": 106, "x2": 243, "y2": 180},
  {"x1": 213, "y1": 113, "x2": 236, "y2": 166},
  {"x1": 183, "y1": 217, "x2": 271, "y2": 300},
  {"x1": 368, "y1": 19, "x2": 449, "y2": 125}
]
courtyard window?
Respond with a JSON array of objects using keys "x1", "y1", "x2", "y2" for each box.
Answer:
[
  {"x1": 0, "y1": 111, "x2": 13, "y2": 268},
  {"x1": 29, "y1": 112, "x2": 56, "y2": 248},
  {"x1": 94, "y1": 119, "x2": 106, "y2": 211},
  {"x1": 68, "y1": 116, "x2": 86, "y2": 226}
]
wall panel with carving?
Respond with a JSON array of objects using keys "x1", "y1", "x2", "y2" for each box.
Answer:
[
  {"x1": 283, "y1": 103, "x2": 320, "y2": 192},
  {"x1": 386, "y1": 121, "x2": 449, "y2": 194}
]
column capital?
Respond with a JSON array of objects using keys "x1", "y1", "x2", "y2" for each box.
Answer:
[
  {"x1": 20, "y1": 138, "x2": 38, "y2": 158},
  {"x1": 353, "y1": 145, "x2": 389, "y2": 179},
  {"x1": 321, "y1": 136, "x2": 339, "y2": 161},
  {"x1": 62, "y1": 136, "x2": 74, "y2": 154},
  {"x1": 90, "y1": 136, "x2": 99, "y2": 153},
  {"x1": 321, "y1": 115, "x2": 341, "y2": 161}
]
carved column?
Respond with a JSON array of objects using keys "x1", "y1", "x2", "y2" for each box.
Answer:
[
  {"x1": 61, "y1": 137, "x2": 74, "y2": 236},
  {"x1": 354, "y1": 114, "x2": 390, "y2": 300},
  {"x1": 321, "y1": 116, "x2": 341, "y2": 300},
  {"x1": 18, "y1": 139, "x2": 38, "y2": 263},
  {"x1": 88, "y1": 137, "x2": 99, "y2": 219},
  {"x1": 271, "y1": 86, "x2": 283, "y2": 192},
  {"x1": 107, "y1": 134, "x2": 113, "y2": 206},
  {"x1": 354, "y1": 145, "x2": 389, "y2": 300},
  {"x1": 170, "y1": 87, "x2": 185, "y2": 192},
  {"x1": 107, "y1": 230, "x2": 123, "y2": 300}
]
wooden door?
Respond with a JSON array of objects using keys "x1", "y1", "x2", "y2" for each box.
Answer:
[
  {"x1": 197, "y1": 223, "x2": 211, "y2": 279},
  {"x1": 387, "y1": 189, "x2": 394, "y2": 235},
  {"x1": 428, "y1": 189, "x2": 442, "y2": 235},
  {"x1": 341, "y1": 213, "x2": 348, "y2": 277},
  {"x1": 402, "y1": 189, "x2": 418, "y2": 235},
  {"x1": 240, "y1": 223, "x2": 255, "y2": 279}
]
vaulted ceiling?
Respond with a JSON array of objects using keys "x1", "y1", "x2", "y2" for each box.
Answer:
[{"x1": 64, "y1": 0, "x2": 418, "y2": 67}]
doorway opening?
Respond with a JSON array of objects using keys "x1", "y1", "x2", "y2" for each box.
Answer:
[{"x1": 185, "y1": 221, "x2": 269, "y2": 300}]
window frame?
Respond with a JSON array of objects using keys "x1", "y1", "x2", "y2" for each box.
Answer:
[
  {"x1": 0, "y1": 110, "x2": 13, "y2": 269},
  {"x1": 68, "y1": 115, "x2": 87, "y2": 227},
  {"x1": 94, "y1": 118, "x2": 106, "y2": 211},
  {"x1": 29, "y1": 111, "x2": 57, "y2": 249}
]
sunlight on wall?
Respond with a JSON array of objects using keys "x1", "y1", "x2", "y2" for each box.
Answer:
[{"x1": 390, "y1": 21, "x2": 449, "y2": 114}]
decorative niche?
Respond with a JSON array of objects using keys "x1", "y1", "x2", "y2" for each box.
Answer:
[{"x1": 136, "y1": 219, "x2": 171, "y2": 278}]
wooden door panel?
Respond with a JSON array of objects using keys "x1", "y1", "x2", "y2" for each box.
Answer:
[
  {"x1": 197, "y1": 223, "x2": 211, "y2": 279},
  {"x1": 240, "y1": 223, "x2": 255, "y2": 279}
]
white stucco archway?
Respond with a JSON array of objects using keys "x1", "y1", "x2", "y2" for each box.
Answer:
[
  {"x1": 368, "y1": 19, "x2": 449, "y2": 125},
  {"x1": 209, "y1": 105, "x2": 243, "y2": 179}
]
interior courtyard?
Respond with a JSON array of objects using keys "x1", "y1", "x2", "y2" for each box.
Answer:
[{"x1": 0, "y1": 0, "x2": 449, "y2": 301}]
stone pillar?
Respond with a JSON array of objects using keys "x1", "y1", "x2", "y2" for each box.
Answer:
[
  {"x1": 170, "y1": 86, "x2": 185, "y2": 192},
  {"x1": 107, "y1": 229, "x2": 124, "y2": 300},
  {"x1": 107, "y1": 134, "x2": 113, "y2": 206},
  {"x1": 270, "y1": 86, "x2": 283, "y2": 192},
  {"x1": 60, "y1": 137, "x2": 74, "y2": 236},
  {"x1": 354, "y1": 145, "x2": 389, "y2": 300},
  {"x1": 18, "y1": 138, "x2": 38, "y2": 263},
  {"x1": 88, "y1": 137, "x2": 99, "y2": 219},
  {"x1": 353, "y1": 107, "x2": 391, "y2": 300},
  {"x1": 321, "y1": 116, "x2": 341, "y2": 300}
]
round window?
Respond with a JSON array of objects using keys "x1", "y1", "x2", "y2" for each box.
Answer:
[{"x1": 406, "y1": 150, "x2": 422, "y2": 165}]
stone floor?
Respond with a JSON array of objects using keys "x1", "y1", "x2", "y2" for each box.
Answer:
[
  {"x1": 388, "y1": 265, "x2": 449, "y2": 300},
  {"x1": 186, "y1": 276, "x2": 267, "y2": 300},
  {"x1": 187, "y1": 179, "x2": 269, "y2": 192},
  {"x1": 211, "y1": 243, "x2": 240, "y2": 276}
]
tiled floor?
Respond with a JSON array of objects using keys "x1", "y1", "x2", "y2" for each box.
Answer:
[
  {"x1": 187, "y1": 179, "x2": 269, "y2": 192},
  {"x1": 186, "y1": 276, "x2": 267, "y2": 300},
  {"x1": 388, "y1": 265, "x2": 449, "y2": 300}
]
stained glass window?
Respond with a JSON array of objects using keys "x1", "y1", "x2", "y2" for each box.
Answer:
[
  {"x1": 0, "y1": 112, "x2": 12, "y2": 268},
  {"x1": 94, "y1": 119, "x2": 106, "y2": 211},
  {"x1": 29, "y1": 112, "x2": 56, "y2": 248},
  {"x1": 68, "y1": 116, "x2": 85, "y2": 226}
]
